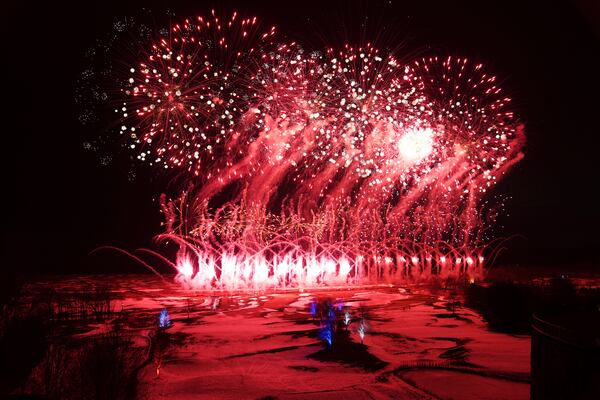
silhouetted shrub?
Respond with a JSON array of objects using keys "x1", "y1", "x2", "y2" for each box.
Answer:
[
  {"x1": 0, "y1": 315, "x2": 47, "y2": 396},
  {"x1": 465, "y1": 281, "x2": 535, "y2": 333},
  {"x1": 0, "y1": 273, "x2": 48, "y2": 396},
  {"x1": 37, "y1": 330, "x2": 142, "y2": 400},
  {"x1": 465, "y1": 277, "x2": 600, "y2": 334},
  {"x1": 76, "y1": 332, "x2": 140, "y2": 400}
]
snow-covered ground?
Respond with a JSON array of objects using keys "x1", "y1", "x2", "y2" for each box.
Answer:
[{"x1": 26, "y1": 275, "x2": 530, "y2": 399}]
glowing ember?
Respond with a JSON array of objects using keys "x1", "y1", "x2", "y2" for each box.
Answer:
[{"x1": 107, "y1": 11, "x2": 525, "y2": 290}]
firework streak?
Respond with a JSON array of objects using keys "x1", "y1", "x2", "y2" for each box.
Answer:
[{"x1": 115, "y1": 11, "x2": 525, "y2": 290}]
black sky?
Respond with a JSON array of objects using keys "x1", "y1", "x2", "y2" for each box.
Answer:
[{"x1": 3, "y1": 0, "x2": 600, "y2": 274}]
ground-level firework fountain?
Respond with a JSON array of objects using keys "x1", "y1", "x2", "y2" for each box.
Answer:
[
  {"x1": 167, "y1": 234, "x2": 491, "y2": 290},
  {"x1": 109, "y1": 10, "x2": 525, "y2": 290}
]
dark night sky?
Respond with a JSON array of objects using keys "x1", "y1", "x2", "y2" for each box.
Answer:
[{"x1": 2, "y1": 0, "x2": 600, "y2": 275}]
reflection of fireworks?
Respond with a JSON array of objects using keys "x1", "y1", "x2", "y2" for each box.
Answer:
[
  {"x1": 158, "y1": 308, "x2": 172, "y2": 329},
  {"x1": 108, "y1": 11, "x2": 525, "y2": 290},
  {"x1": 344, "y1": 312, "x2": 351, "y2": 326},
  {"x1": 357, "y1": 317, "x2": 367, "y2": 344}
]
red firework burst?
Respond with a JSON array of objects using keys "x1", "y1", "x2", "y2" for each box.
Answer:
[{"x1": 109, "y1": 12, "x2": 525, "y2": 290}]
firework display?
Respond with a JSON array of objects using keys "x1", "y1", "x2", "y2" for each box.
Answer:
[{"x1": 113, "y1": 11, "x2": 525, "y2": 290}]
